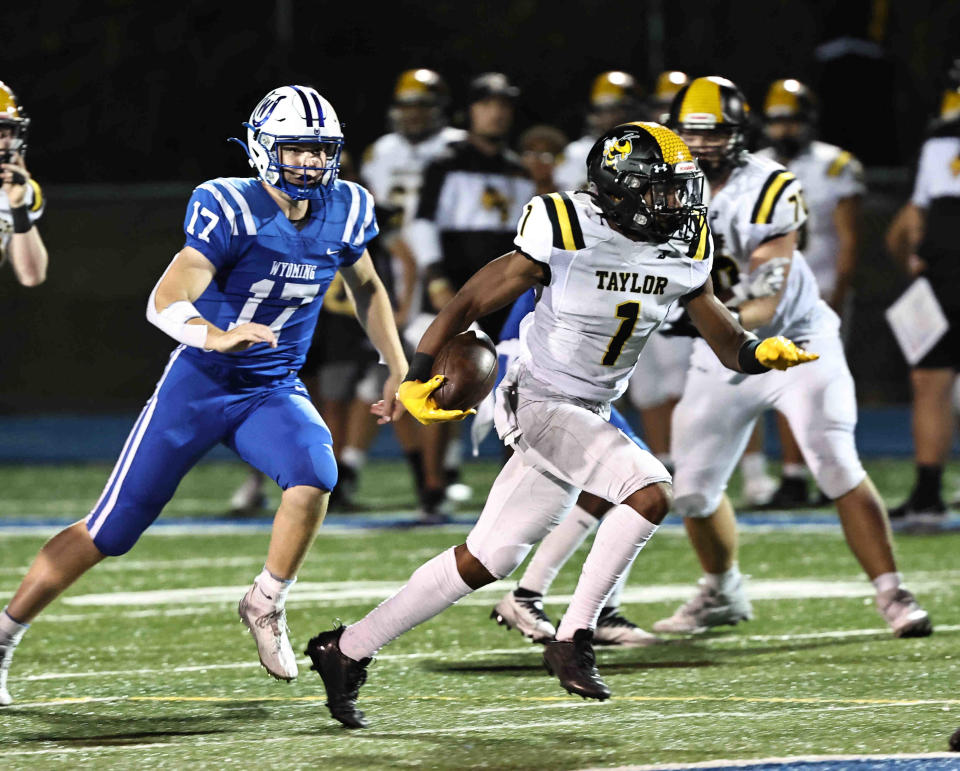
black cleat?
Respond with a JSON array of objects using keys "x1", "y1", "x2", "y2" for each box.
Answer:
[
  {"x1": 304, "y1": 626, "x2": 371, "y2": 729},
  {"x1": 762, "y1": 476, "x2": 810, "y2": 509},
  {"x1": 542, "y1": 628, "x2": 611, "y2": 700}
]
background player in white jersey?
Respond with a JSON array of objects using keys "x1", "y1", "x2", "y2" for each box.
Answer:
[
  {"x1": 756, "y1": 79, "x2": 865, "y2": 508},
  {"x1": 885, "y1": 72, "x2": 960, "y2": 526},
  {"x1": 652, "y1": 77, "x2": 932, "y2": 640},
  {"x1": 0, "y1": 86, "x2": 409, "y2": 707},
  {"x1": 553, "y1": 71, "x2": 643, "y2": 192},
  {"x1": 303, "y1": 122, "x2": 816, "y2": 728},
  {"x1": 0, "y1": 80, "x2": 48, "y2": 287}
]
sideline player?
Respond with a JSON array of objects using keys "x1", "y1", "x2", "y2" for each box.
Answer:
[
  {"x1": 651, "y1": 77, "x2": 931, "y2": 639},
  {"x1": 886, "y1": 73, "x2": 960, "y2": 526},
  {"x1": 304, "y1": 121, "x2": 816, "y2": 727},
  {"x1": 0, "y1": 86, "x2": 408, "y2": 707},
  {"x1": 0, "y1": 80, "x2": 47, "y2": 286},
  {"x1": 758, "y1": 78, "x2": 865, "y2": 507}
]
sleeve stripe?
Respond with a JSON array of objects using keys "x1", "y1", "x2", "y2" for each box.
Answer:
[
  {"x1": 557, "y1": 192, "x2": 586, "y2": 250},
  {"x1": 197, "y1": 183, "x2": 238, "y2": 235},
  {"x1": 690, "y1": 214, "x2": 710, "y2": 261},
  {"x1": 220, "y1": 180, "x2": 257, "y2": 235},
  {"x1": 353, "y1": 187, "x2": 375, "y2": 245},
  {"x1": 341, "y1": 182, "x2": 361, "y2": 243},
  {"x1": 827, "y1": 150, "x2": 852, "y2": 177},
  {"x1": 539, "y1": 194, "x2": 564, "y2": 249},
  {"x1": 545, "y1": 193, "x2": 584, "y2": 251},
  {"x1": 751, "y1": 170, "x2": 796, "y2": 225},
  {"x1": 28, "y1": 179, "x2": 43, "y2": 213}
]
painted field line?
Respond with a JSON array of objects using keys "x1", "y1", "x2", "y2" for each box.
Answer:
[
  {"x1": 580, "y1": 753, "x2": 960, "y2": 770},
  {"x1": 16, "y1": 623, "x2": 960, "y2": 683}
]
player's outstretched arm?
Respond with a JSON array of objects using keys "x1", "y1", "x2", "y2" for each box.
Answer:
[
  {"x1": 687, "y1": 276, "x2": 817, "y2": 374},
  {"x1": 397, "y1": 251, "x2": 546, "y2": 425},
  {"x1": 148, "y1": 246, "x2": 277, "y2": 353},
  {"x1": 341, "y1": 250, "x2": 409, "y2": 423}
]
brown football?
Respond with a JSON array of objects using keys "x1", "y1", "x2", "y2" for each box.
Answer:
[{"x1": 430, "y1": 331, "x2": 498, "y2": 411}]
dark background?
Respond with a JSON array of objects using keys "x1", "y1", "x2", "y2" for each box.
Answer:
[{"x1": 1, "y1": 0, "x2": 959, "y2": 412}]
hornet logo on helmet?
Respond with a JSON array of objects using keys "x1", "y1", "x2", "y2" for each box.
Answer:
[{"x1": 603, "y1": 137, "x2": 633, "y2": 169}]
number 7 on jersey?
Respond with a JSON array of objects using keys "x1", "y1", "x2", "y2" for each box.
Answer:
[{"x1": 602, "y1": 301, "x2": 641, "y2": 366}]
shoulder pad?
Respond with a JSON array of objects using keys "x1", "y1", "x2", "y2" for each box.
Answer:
[{"x1": 750, "y1": 169, "x2": 798, "y2": 225}]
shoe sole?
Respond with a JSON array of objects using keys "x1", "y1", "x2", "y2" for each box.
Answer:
[
  {"x1": 489, "y1": 607, "x2": 554, "y2": 643},
  {"x1": 542, "y1": 658, "x2": 610, "y2": 701},
  {"x1": 894, "y1": 616, "x2": 934, "y2": 639},
  {"x1": 238, "y1": 604, "x2": 296, "y2": 682}
]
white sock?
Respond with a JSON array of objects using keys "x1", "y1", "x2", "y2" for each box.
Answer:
[
  {"x1": 254, "y1": 567, "x2": 295, "y2": 609},
  {"x1": 872, "y1": 572, "x2": 902, "y2": 594},
  {"x1": 556, "y1": 505, "x2": 658, "y2": 640},
  {"x1": 0, "y1": 608, "x2": 29, "y2": 647},
  {"x1": 703, "y1": 563, "x2": 742, "y2": 593},
  {"x1": 518, "y1": 505, "x2": 598, "y2": 596},
  {"x1": 340, "y1": 547, "x2": 472, "y2": 661},
  {"x1": 605, "y1": 560, "x2": 634, "y2": 609},
  {"x1": 341, "y1": 446, "x2": 366, "y2": 471},
  {"x1": 740, "y1": 452, "x2": 767, "y2": 481},
  {"x1": 782, "y1": 463, "x2": 807, "y2": 479}
]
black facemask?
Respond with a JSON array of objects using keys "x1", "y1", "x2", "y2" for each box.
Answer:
[{"x1": 770, "y1": 135, "x2": 806, "y2": 160}]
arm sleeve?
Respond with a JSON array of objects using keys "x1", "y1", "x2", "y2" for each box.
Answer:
[
  {"x1": 339, "y1": 183, "x2": 380, "y2": 266},
  {"x1": 182, "y1": 184, "x2": 236, "y2": 269},
  {"x1": 910, "y1": 141, "x2": 933, "y2": 208},
  {"x1": 512, "y1": 196, "x2": 554, "y2": 266}
]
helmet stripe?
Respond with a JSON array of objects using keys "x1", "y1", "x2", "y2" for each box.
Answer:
[
  {"x1": 625, "y1": 121, "x2": 693, "y2": 163},
  {"x1": 751, "y1": 170, "x2": 796, "y2": 224},
  {"x1": 310, "y1": 91, "x2": 325, "y2": 127},
  {"x1": 291, "y1": 86, "x2": 315, "y2": 126},
  {"x1": 678, "y1": 79, "x2": 724, "y2": 124}
]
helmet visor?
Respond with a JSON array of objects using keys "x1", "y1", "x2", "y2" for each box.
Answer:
[{"x1": 622, "y1": 168, "x2": 704, "y2": 240}]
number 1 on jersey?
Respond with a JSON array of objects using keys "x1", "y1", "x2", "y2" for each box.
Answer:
[{"x1": 602, "y1": 301, "x2": 640, "y2": 366}]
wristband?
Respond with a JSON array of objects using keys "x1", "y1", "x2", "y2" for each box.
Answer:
[
  {"x1": 404, "y1": 352, "x2": 435, "y2": 383},
  {"x1": 146, "y1": 285, "x2": 209, "y2": 349},
  {"x1": 737, "y1": 338, "x2": 768, "y2": 374},
  {"x1": 11, "y1": 205, "x2": 32, "y2": 234}
]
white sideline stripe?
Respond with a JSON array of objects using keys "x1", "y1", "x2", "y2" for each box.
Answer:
[
  {"x1": 16, "y1": 626, "x2": 960, "y2": 683},
  {"x1": 577, "y1": 753, "x2": 960, "y2": 770},
  {"x1": 55, "y1": 576, "x2": 960, "y2": 608}
]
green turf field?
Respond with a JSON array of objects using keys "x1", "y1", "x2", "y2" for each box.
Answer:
[{"x1": 1, "y1": 459, "x2": 959, "y2": 769}]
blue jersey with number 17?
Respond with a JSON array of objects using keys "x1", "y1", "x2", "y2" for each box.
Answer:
[{"x1": 179, "y1": 176, "x2": 378, "y2": 378}]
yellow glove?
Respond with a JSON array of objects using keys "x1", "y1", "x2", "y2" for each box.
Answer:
[
  {"x1": 397, "y1": 375, "x2": 477, "y2": 425},
  {"x1": 756, "y1": 336, "x2": 819, "y2": 370}
]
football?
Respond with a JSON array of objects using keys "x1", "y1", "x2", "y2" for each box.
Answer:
[{"x1": 430, "y1": 330, "x2": 498, "y2": 411}]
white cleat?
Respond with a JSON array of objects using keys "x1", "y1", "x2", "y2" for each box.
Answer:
[
  {"x1": 0, "y1": 643, "x2": 16, "y2": 706},
  {"x1": 743, "y1": 473, "x2": 778, "y2": 507},
  {"x1": 876, "y1": 587, "x2": 933, "y2": 639},
  {"x1": 593, "y1": 607, "x2": 662, "y2": 647},
  {"x1": 490, "y1": 591, "x2": 556, "y2": 643},
  {"x1": 653, "y1": 577, "x2": 754, "y2": 634},
  {"x1": 230, "y1": 475, "x2": 266, "y2": 515},
  {"x1": 239, "y1": 585, "x2": 298, "y2": 681}
]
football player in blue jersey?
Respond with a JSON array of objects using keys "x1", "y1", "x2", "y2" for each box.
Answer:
[{"x1": 0, "y1": 86, "x2": 408, "y2": 707}]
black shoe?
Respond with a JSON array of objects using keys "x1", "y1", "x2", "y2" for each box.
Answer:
[
  {"x1": 542, "y1": 629, "x2": 610, "y2": 700},
  {"x1": 762, "y1": 477, "x2": 810, "y2": 509},
  {"x1": 304, "y1": 626, "x2": 371, "y2": 729},
  {"x1": 888, "y1": 499, "x2": 947, "y2": 531}
]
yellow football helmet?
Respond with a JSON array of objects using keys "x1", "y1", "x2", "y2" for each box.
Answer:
[
  {"x1": 648, "y1": 71, "x2": 690, "y2": 123},
  {"x1": 587, "y1": 71, "x2": 642, "y2": 134},
  {"x1": 0, "y1": 81, "x2": 30, "y2": 155},
  {"x1": 389, "y1": 69, "x2": 449, "y2": 139}
]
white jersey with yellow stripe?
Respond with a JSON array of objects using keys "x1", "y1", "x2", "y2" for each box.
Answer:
[
  {"x1": 758, "y1": 141, "x2": 865, "y2": 298},
  {"x1": 707, "y1": 152, "x2": 832, "y2": 341},
  {"x1": 513, "y1": 190, "x2": 712, "y2": 405},
  {"x1": 0, "y1": 180, "x2": 45, "y2": 260}
]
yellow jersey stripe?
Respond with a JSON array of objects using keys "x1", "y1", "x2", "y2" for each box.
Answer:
[
  {"x1": 826, "y1": 150, "x2": 852, "y2": 177},
  {"x1": 547, "y1": 193, "x2": 578, "y2": 251},
  {"x1": 751, "y1": 171, "x2": 795, "y2": 224},
  {"x1": 678, "y1": 79, "x2": 724, "y2": 123},
  {"x1": 28, "y1": 178, "x2": 43, "y2": 212},
  {"x1": 691, "y1": 215, "x2": 709, "y2": 261}
]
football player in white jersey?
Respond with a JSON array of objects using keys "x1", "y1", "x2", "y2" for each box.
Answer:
[
  {"x1": 0, "y1": 81, "x2": 47, "y2": 286},
  {"x1": 757, "y1": 79, "x2": 866, "y2": 508},
  {"x1": 303, "y1": 121, "x2": 816, "y2": 728},
  {"x1": 554, "y1": 71, "x2": 642, "y2": 192},
  {"x1": 652, "y1": 77, "x2": 932, "y2": 640}
]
